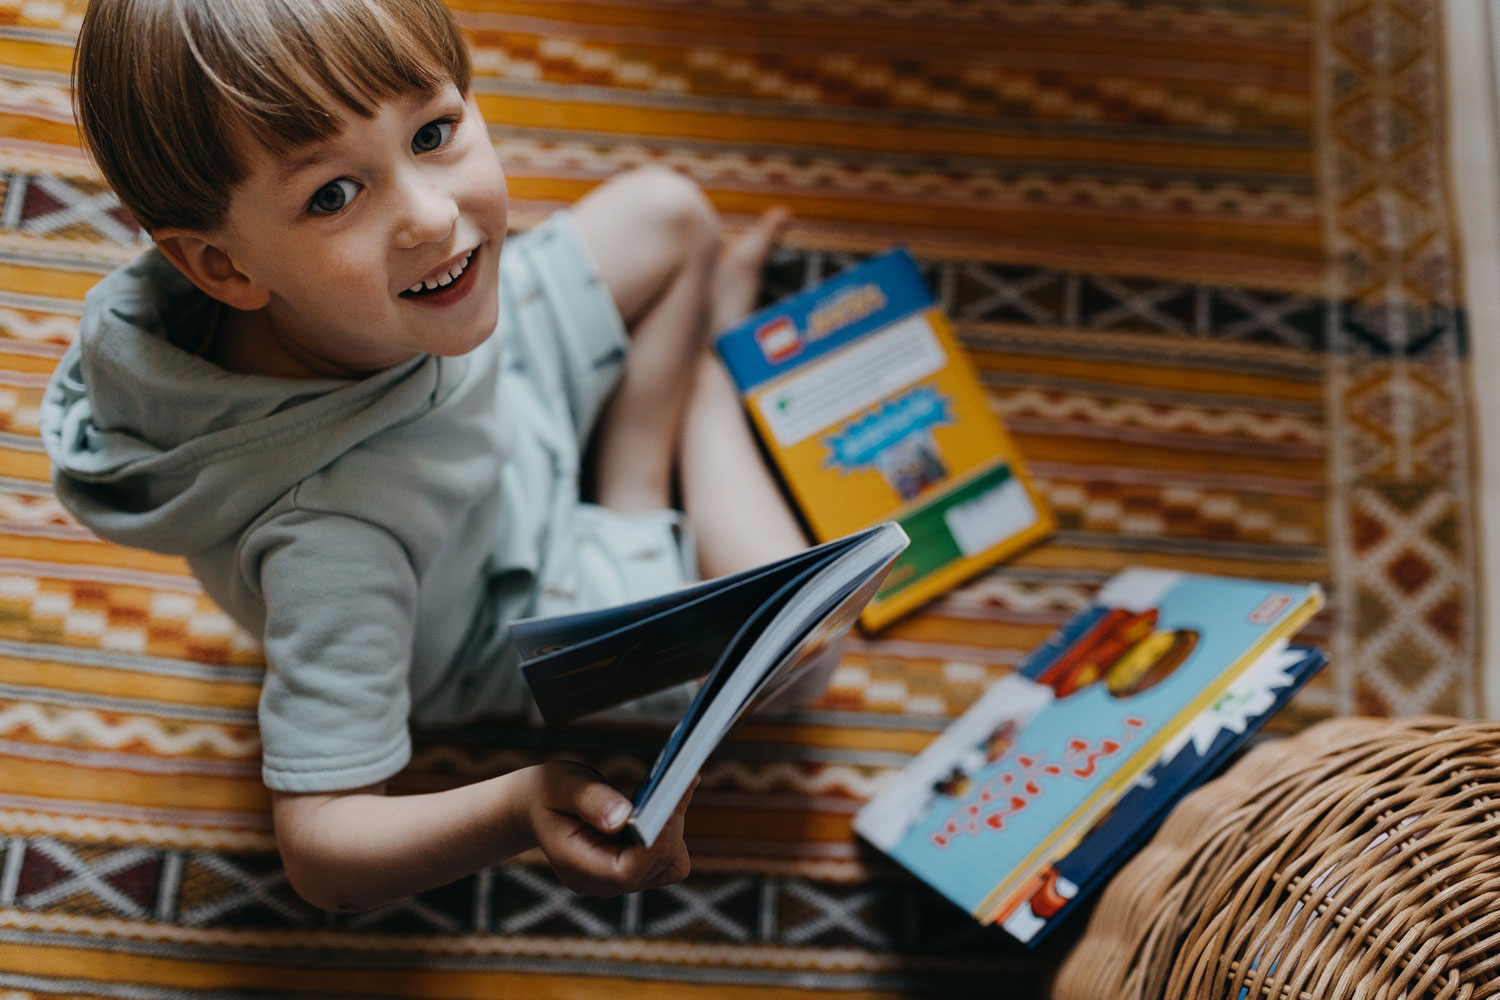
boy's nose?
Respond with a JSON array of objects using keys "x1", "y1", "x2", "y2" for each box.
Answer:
[{"x1": 392, "y1": 173, "x2": 459, "y2": 249}]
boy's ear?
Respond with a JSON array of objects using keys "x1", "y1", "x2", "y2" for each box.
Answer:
[{"x1": 152, "y1": 229, "x2": 271, "y2": 311}]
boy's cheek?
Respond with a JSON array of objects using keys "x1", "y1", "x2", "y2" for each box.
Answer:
[
  {"x1": 473, "y1": 164, "x2": 508, "y2": 221},
  {"x1": 317, "y1": 252, "x2": 383, "y2": 292}
]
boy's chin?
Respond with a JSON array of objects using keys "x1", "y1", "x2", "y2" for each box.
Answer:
[{"x1": 431, "y1": 322, "x2": 498, "y2": 358}]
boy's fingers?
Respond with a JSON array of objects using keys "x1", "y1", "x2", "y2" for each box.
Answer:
[
  {"x1": 544, "y1": 761, "x2": 634, "y2": 833},
  {"x1": 642, "y1": 773, "x2": 696, "y2": 819},
  {"x1": 610, "y1": 842, "x2": 669, "y2": 887},
  {"x1": 644, "y1": 841, "x2": 692, "y2": 889},
  {"x1": 549, "y1": 823, "x2": 692, "y2": 894},
  {"x1": 547, "y1": 828, "x2": 647, "y2": 890},
  {"x1": 673, "y1": 774, "x2": 700, "y2": 812},
  {"x1": 664, "y1": 844, "x2": 692, "y2": 884},
  {"x1": 655, "y1": 801, "x2": 690, "y2": 853},
  {"x1": 540, "y1": 764, "x2": 699, "y2": 892},
  {"x1": 621, "y1": 831, "x2": 691, "y2": 889},
  {"x1": 581, "y1": 786, "x2": 632, "y2": 834}
]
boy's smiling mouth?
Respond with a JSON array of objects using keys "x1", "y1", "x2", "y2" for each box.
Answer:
[{"x1": 401, "y1": 246, "x2": 479, "y2": 302}]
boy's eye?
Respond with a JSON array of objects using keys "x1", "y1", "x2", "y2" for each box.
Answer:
[
  {"x1": 412, "y1": 118, "x2": 455, "y2": 154},
  {"x1": 308, "y1": 178, "x2": 358, "y2": 215}
]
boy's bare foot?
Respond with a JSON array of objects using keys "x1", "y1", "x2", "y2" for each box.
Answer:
[{"x1": 709, "y1": 207, "x2": 792, "y2": 334}]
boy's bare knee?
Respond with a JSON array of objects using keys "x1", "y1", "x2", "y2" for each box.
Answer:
[{"x1": 621, "y1": 165, "x2": 720, "y2": 254}]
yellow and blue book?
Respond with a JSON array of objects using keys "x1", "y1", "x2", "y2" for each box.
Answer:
[
  {"x1": 853, "y1": 568, "x2": 1325, "y2": 943},
  {"x1": 717, "y1": 248, "x2": 1053, "y2": 630}
]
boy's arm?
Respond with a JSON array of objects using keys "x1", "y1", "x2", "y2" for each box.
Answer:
[
  {"x1": 273, "y1": 761, "x2": 695, "y2": 911},
  {"x1": 247, "y1": 516, "x2": 695, "y2": 909}
]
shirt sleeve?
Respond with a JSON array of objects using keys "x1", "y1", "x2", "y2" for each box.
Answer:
[{"x1": 243, "y1": 509, "x2": 418, "y2": 793}]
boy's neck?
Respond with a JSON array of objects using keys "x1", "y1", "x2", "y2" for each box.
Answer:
[{"x1": 213, "y1": 307, "x2": 372, "y2": 380}]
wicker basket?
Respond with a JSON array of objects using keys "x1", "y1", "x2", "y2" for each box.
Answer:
[{"x1": 1052, "y1": 716, "x2": 1500, "y2": 1000}]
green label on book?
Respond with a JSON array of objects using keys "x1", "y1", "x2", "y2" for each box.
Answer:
[{"x1": 876, "y1": 462, "x2": 1024, "y2": 600}]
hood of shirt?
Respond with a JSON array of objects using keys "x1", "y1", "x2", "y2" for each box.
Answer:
[{"x1": 40, "y1": 249, "x2": 441, "y2": 556}]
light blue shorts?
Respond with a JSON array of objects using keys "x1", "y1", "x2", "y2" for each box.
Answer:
[{"x1": 496, "y1": 211, "x2": 699, "y2": 620}]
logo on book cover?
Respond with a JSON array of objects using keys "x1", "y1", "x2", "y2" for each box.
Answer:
[
  {"x1": 755, "y1": 316, "x2": 802, "y2": 364},
  {"x1": 807, "y1": 282, "x2": 887, "y2": 341}
]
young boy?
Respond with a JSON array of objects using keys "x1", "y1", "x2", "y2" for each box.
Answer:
[{"x1": 41, "y1": 0, "x2": 810, "y2": 911}]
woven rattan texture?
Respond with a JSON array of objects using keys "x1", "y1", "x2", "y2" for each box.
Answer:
[{"x1": 1054, "y1": 717, "x2": 1500, "y2": 1000}]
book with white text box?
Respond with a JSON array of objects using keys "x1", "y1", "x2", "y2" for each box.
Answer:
[
  {"x1": 853, "y1": 569, "x2": 1324, "y2": 941},
  {"x1": 716, "y1": 249, "x2": 1053, "y2": 630}
]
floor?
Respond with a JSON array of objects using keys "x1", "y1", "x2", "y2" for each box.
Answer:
[{"x1": 1444, "y1": 0, "x2": 1500, "y2": 717}]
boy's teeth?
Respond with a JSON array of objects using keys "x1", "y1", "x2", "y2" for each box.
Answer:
[{"x1": 406, "y1": 249, "x2": 475, "y2": 295}]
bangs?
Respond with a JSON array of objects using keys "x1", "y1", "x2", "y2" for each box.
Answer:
[
  {"x1": 73, "y1": 0, "x2": 474, "y2": 231},
  {"x1": 179, "y1": 0, "x2": 472, "y2": 156}
]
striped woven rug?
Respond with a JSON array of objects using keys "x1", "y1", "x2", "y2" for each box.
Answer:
[{"x1": 0, "y1": 0, "x2": 1478, "y2": 997}]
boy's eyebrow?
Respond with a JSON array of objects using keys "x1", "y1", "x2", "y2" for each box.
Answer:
[
  {"x1": 270, "y1": 90, "x2": 455, "y2": 186},
  {"x1": 276, "y1": 144, "x2": 336, "y2": 184}
]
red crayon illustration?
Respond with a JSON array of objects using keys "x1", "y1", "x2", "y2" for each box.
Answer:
[
  {"x1": 1035, "y1": 608, "x2": 1130, "y2": 688},
  {"x1": 1051, "y1": 609, "x2": 1159, "y2": 697}
]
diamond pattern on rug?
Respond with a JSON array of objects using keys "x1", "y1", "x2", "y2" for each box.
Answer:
[
  {"x1": 1211, "y1": 287, "x2": 1325, "y2": 349},
  {"x1": 950, "y1": 264, "x2": 1072, "y2": 326},
  {"x1": 638, "y1": 874, "x2": 759, "y2": 942},
  {"x1": 175, "y1": 851, "x2": 317, "y2": 928},
  {"x1": 774, "y1": 879, "x2": 899, "y2": 949},
  {"x1": 335, "y1": 878, "x2": 475, "y2": 934},
  {"x1": 1077, "y1": 275, "x2": 1197, "y2": 334},
  {"x1": 1347, "y1": 481, "x2": 1468, "y2": 716},
  {"x1": 1338, "y1": 300, "x2": 1463, "y2": 359},
  {"x1": 490, "y1": 865, "x2": 624, "y2": 936},
  {"x1": 4, "y1": 174, "x2": 146, "y2": 246},
  {"x1": 759, "y1": 248, "x2": 1336, "y2": 351},
  {"x1": 10, "y1": 839, "x2": 160, "y2": 918}
]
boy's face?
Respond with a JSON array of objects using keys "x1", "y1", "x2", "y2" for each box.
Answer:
[{"x1": 207, "y1": 84, "x2": 507, "y2": 375}]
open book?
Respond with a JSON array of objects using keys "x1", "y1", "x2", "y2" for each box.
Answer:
[
  {"x1": 854, "y1": 568, "x2": 1325, "y2": 942},
  {"x1": 513, "y1": 522, "x2": 909, "y2": 845}
]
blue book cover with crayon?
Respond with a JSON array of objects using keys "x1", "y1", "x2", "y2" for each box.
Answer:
[{"x1": 853, "y1": 568, "x2": 1325, "y2": 943}]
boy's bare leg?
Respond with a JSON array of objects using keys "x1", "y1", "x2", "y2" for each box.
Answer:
[
  {"x1": 680, "y1": 207, "x2": 808, "y2": 579},
  {"x1": 569, "y1": 169, "x2": 805, "y2": 575},
  {"x1": 569, "y1": 167, "x2": 721, "y2": 513},
  {"x1": 686, "y1": 209, "x2": 839, "y2": 713}
]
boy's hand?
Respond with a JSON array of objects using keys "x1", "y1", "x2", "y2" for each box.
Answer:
[{"x1": 525, "y1": 760, "x2": 695, "y2": 896}]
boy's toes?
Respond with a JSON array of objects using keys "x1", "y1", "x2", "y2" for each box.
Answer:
[
  {"x1": 711, "y1": 207, "x2": 792, "y2": 329},
  {"x1": 745, "y1": 206, "x2": 791, "y2": 253},
  {"x1": 722, "y1": 207, "x2": 790, "y2": 274}
]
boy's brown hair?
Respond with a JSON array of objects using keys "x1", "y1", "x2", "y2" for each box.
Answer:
[{"x1": 74, "y1": 0, "x2": 473, "y2": 233}]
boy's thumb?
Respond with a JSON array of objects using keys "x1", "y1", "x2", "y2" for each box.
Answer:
[
  {"x1": 571, "y1": 776, "x2": 631, "y2": 832},
  {"x1": 548, "y1": 761, "x2": 632, "y2": 831},
  {"x1": 601, "y1": 797, "x2": 632, "y2": 832}
]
